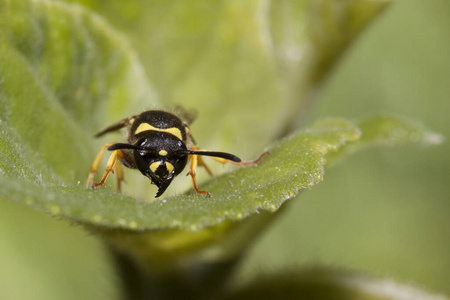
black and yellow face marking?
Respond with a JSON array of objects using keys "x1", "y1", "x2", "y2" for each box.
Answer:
[{"x1": 86, "y1": 110, "x2": 268, "y2": 197}]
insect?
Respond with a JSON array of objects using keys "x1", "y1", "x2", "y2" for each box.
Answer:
[{"x1": 86, "y1": 110, "x2": 268, "y2": 197}]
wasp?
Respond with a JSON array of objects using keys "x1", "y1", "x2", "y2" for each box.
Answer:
[{"x1": 86, "y1": 110, "x2": 268, "y2": 197}]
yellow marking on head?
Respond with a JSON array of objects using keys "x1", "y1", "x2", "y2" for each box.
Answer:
[
  {"x1": 150, "y1": 162, "x2": 160, "y2": 174},
  {"x1": 159, "y1": 150, "x2": 168, "y2": 156},
  {"x1": 135, "y1": 123, "x2": 183, "y2": 140},
  {"x1": 165, "y1": 162, "x2": 174, "y2": 173}
]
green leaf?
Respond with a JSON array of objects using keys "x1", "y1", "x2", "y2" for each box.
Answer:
[
  {"x1": 0, "y1": 0, "x2": 402, "y2": 234},
  {"x1": 220, "y1": 269, "x2": 449, "y2": 300},
  {"x1": 0, "y1": 116, "x2": 440, "y2": 232},
  {"x1": 0, "y1": 1, "x2": 436, "y2": 265},
  {"x1": 0, "y1": 118, "x2": 359, "y2": 231},
  {"x1": 327, "y1": 115, "x2": 444, "y2": 164},
  {"x1": 0, "y1": 1, "x2": 442, "y2": 298}
]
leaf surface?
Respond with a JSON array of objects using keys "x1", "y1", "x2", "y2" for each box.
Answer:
[{"x1": 0, "y1": 115, "x2": 440, "y2": 231}]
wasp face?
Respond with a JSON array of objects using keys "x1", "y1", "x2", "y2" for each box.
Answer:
[
  {"x1": 88, "y1": 110, "x2": 267, "y2": 198},
  {"x1": 133, "y1": 132, "x2": 188, "y2": 197}
]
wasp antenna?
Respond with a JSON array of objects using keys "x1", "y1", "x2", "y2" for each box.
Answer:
[
  {"x1": 107, "y1": 143, "x2": 142, "y2": 151},
  {"x1": 177, "y1": 150, "x2": 241, "y2": 163}
]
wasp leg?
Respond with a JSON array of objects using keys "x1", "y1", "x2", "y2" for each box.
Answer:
[
  {"x1": 86, "y1": 143, "x2": 117, "y2": 188},
  {"x1": 86, "y1": 142, "x2": 128, "y2": 191},
  {"x1": 115, "y1": 156, "x2": 125, "y2": 192},
  {"x1": 187, "y1": 154, "x2": 211, "y2": 197},
  {"x1": 91, "y1": 150, "x2": 124, "y2": 188},
  {"x1": 189, "y1": 146, "x2": 213, "y2": 176},
  {"x1": 113, "y1": 149, "x2": 131, "y2": 192}
]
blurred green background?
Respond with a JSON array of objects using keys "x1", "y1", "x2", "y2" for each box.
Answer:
[
  {"x1": 235, "y1": 0, "x2": 450, "y2": 294},
  {"x1": 0, "y1": 0, "x2": 449, "y2": 299}
]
